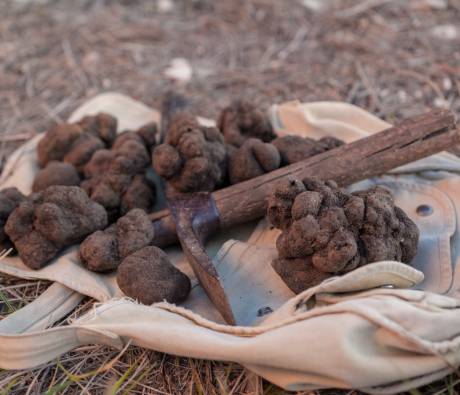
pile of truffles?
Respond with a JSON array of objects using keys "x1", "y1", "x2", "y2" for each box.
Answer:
[
  {"x1": 152, "y1": 113, "x2": 227, "y2": 193},
  {"x1": 268, "y1": 177, "x2": 419, "y2": 293},
  {"x1": 34, "y1": 113, "x2": 157, "y2": 220},
  {"x1": 152, "y1": 100, "x2": 345, "y2": 191},
  {"x1": 219, "y1": 100, "x2": 344, "y2": 185},
  {"x1": 5, "y1": 186, "x2": 108, "y2": 269}
]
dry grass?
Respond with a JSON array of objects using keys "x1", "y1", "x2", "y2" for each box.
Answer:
[{"x1": 0, "y1": 0, "x2": 460, "y2": 393}]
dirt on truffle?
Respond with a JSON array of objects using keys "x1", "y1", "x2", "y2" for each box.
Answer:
[
  {"x1": 217, "y1": 100, "x2": 275, "y2": 147},
  {"x1": 272, "y1": 135, "x2": 344, "y2": 165},
  {"x1": 36, "y1": 113, "x2": 117, "y2": 171},
  {"x1": 5, "y1": 185, "x2": 108, "y2": 269},
  {"x1": 80, "y1": 208, "x2": 154, "y2": 272},
  {"x1": 116, "y1": 245, "x2": 191, "y2": 305},
  {"x1": 0, "y1": 187, "x2": 27, "y2": 251},
  {"x1": 32, "y1": 161, "x2": 81, "y2": 192},
  {"x1": 152, "y1": 113, "x2": 227, "y2": 193},
  {"x1": 228, "y1": 138, "x2": 280, "y2": 184},
  {"x1": 268, "y1": 177, "x2": 419, "y2": 292}
]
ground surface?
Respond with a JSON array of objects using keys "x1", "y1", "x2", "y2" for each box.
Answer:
[{"x1": 0, "y1": 0, "x2": 460, "y2": 394}]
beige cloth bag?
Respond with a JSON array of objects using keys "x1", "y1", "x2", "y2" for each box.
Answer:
[{"x1": 1, "y1": 93, "x2": 460, "y2": 394}]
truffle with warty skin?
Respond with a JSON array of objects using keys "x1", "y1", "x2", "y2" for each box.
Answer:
[
  {"x1": 152, "y1": 112, "x2": 227, "y2": 193},
  {"x1": 217, "y1": 100, "x2": 275, "y2": 147},
  {"x1": 5, "y1": 185, "x2": 108, "y2": 269},
  {"x1": 268, "y1": 177, "x2": 419, "y2": 292}
]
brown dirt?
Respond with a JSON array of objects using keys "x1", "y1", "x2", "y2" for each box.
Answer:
[{"x1": 0, "y1": 0, "x2": 459, "y2": 393}]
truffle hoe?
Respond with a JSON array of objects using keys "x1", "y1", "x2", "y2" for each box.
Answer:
[{"x1": 161, "y1": 108, "x2": 458, "y2": 324}]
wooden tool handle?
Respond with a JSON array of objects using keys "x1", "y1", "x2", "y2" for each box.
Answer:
[{"x1": 150, "y1": 108, "x2": 458, "y2": 246}]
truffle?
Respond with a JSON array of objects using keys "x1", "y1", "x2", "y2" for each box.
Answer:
[
  {"x1": 152, "y1": 113, "x2": 227, "y2": 193},
  {"x1": 136, "y1": 122, "x2": 158, "y2": 150},
  {"x1": 268, "y1": 177, "x2": 419, "y2": 292},
  {"x1": 37, "y1": 123, "x2": 82, "y2": 167},
  {"x1": 77, "y1": 113, "x2": 117, "y2": 146},
  {"x1": 80, "y1": 208, "x2": 154, "y2": 272},
  {"x1": 81, "y1": 131, "x2": 155, "y2": 219},
  {"x1": 37, "y1": 113, "x2": 116, "y2": 170},
  {"x1": 228, "y1": 138, "x2": 281, "y2": 184},
  {"x1": 272, "y1": 135, "x2": 344, "y2": 165},
  {"x1": 117, "y1": 246, "x2": 191, "y2": 304},
  {"x1": 217, "y1": 100, "x2": 275, "y2": 147},
  {"x1": 5, "y1": 186, "x2": 108, "y2": 269},
  {"x1": 0, "y1": 188, "x2": 26, "y2": 251},
  {"x1": 32, "y1": 161, "x2": 81, "y2": 192}
]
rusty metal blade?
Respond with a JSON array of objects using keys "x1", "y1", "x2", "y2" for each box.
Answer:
[{"x1": 168, "y1": 193, "x2": 236, "y2": 325}]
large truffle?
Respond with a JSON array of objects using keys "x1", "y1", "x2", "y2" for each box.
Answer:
[
  {"x1": 152, "y1": 113, "x2": 227, "y2": 193},
  {"x1": 80, "y1": 208, "x2": 154, "y2": 272},
  {"x1": 0, "y1": 188, "x2": 26, "y2": 251},
  {"x1": 5, "y1": 186, "x2": 108, "y2": 269},
  {"x1": 37, "y1": 113, "x2": 117, "y2": 170},
  {"x1": 272, "y1": 135, "x2": 344, "y2": 165},
  {"x1": 228, "y1": 138, "x2": 281, "y2": 184},
  {"x1": 117, "y1": 246, "x2": 191, "y2": 304},
  {"x1": 217, "y1": 100, "x2": 275, "y2": 147},
  {"x1": 32, "y1": 161, "x2": 80, "y2": 192},
  {"x1": 81, "y1": 131, "x2": 155, "y2": 220},
  {"x1": 268, "y1": 177, "x2": 419, "y2": 292}
]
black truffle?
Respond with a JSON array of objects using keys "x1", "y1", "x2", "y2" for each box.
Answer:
[
  {"x1": 228, "y1": 138, "x2": 281, "y2": 184},
  {"x1": 81, "y1": 131, "x2": 155, "y2": 220},
  {"x1": 5, "y1": 186, "x2": 108, "y2": 269},
  {"x1": 80, "y1": 208, "x2": 154, "y2": 272},
  {"x1": 32, "y1": 161, "x2": 80, "y2": 192},
  {"x1": 217, "y1": 100, "x2": 275, "y2": 147},
  {"x1": 272, "y1": 135, "x2": 344, "y2": 165},
  {"x1": 152, "y1": 113, "x2": 227, "y2": 193},
  {"x1": 268, "y1": 177, "x2": 419, "y2": 292},
  {"x1": 0, "y1": 188, "x2": 27, "y2": 251},
  {"x1": 117, "y1": 246, "x2": 191, "y2": 305},
  {"x1": 36, "y1": 113, "x2": 117, "y2": 170}
]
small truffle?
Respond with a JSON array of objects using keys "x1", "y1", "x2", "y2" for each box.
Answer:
[
  {"x1": 0, "y1": 188, "x2": 26, "y2": 251},
  {"x1": 272, "y1": 135, "x2": 344, "y2": 165},
  {"x1": 228, "y1": 138, "x2": 281, "y2": 184},
  {"x1": 80, "y1": 208, "x2": 154, "y2": 272},
  {"x1": 268, "y1": 177, "x2": 419, "y2": 293},
  {"x1": 37, "y1": 123, "x2": 82, "y2": 167},
  {"x1": 5, "y1": 186, "x2": 108, "y2": 269},
  {"x1": 32, "y1": 161, "x2": 80, "y2": 192},
  {"x1": 136, "y1": 122, "x2": 158, "y2": 150},
  {"x1": 152, "y1": 113, "x2": 227, "y2": 193},
  {"x1": 218, "y1": 100, "x2": 275, "y2": 147},
  {"x1": 117, "y1": 246, "x2": 191, "y2": 305},
  {"x1": 77, "y1": 113, "x2": 118, "y2": 146}
]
